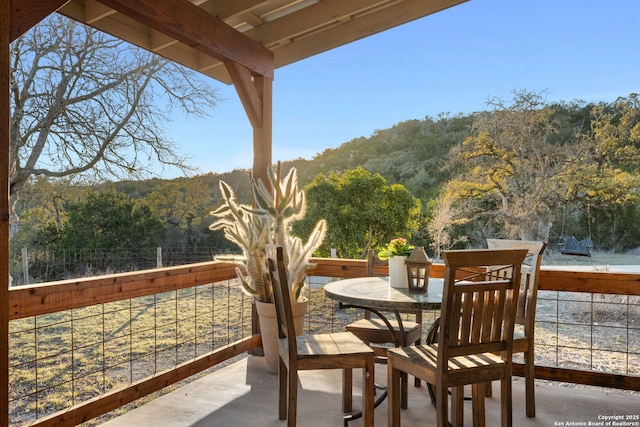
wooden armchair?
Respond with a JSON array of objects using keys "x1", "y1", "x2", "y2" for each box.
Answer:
[
  {"x1": 387, "y1": 249, "x2": 527, "y2": 427},
  {"x1": 265, "y1": 245, "x2": 375, "y2": 427},
  {"x1": 486, "y1": 239, "x2": 547, "y2": 417}
]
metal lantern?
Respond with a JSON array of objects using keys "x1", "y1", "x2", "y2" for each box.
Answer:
[{"x1": 405, "y1": 246, "x2": 432, "y2": 294}]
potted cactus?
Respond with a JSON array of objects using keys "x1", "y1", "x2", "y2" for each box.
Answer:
[{"x1": 209, "y1": 163, "x2": 326, "y2": 372}]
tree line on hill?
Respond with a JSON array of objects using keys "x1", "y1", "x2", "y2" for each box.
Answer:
[{"x1": 11, "y1": 90, "x2": 640, "y2": 283}]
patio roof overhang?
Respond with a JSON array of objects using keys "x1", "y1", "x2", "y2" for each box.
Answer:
[
  {"x1": 7, "y1": 0, "x2": 469, "y2": 182},
  {"x1": 1, "y1": 1, "x2": 469, "y2": 424},
  {"x1": 10, "y1": 0, "x2": 469, "y2": 85}
]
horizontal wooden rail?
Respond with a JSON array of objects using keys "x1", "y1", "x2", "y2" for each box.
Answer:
[
  {"x1": 9, "y1": 261, "x2": 238, "y2": 320},
  {"x1": 538, "y1": 268, "x2": 640, "y2": 295},
  {"x1": 308, "y1": 257, "x2": 448, "y2": 278},
  {"x1": 24, "y1": 258, "x2": 635, "y2": 322},
  {"x1": 513, "y1": 363, "x2": 640, "y2": 391},
  {"x1": 310, "y1": 259, "x2": 640, "y2": 295}
]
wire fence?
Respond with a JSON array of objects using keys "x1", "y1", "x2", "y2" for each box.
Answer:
[
  {"x1": 9, "y1": 278, "x2": 253, "y2": 426},
  {"x1": 535, "y1": 290, "x2": 640, "y2": 376},
  {"x1": 10, "y1": 247, "x2": 226, "y2": 286}
]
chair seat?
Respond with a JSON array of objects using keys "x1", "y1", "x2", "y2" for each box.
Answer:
[
  {"x1": 388, "y1": 344, "x2": 506, "y2": 383},
  {"x1": 282, "y1": 331, "x2": 374, "y2": 360},
  {"x1": 346, "y1": 318, "x2": 422, "y2": 345}
]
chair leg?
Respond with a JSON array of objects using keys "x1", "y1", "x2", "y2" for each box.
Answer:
[
  {"x1": 400, "y1": 372, "x2": 408, "y2": 409},
  {"x1": 387, "y1": 357, "x2": 401, "y2": 427},
  {"x1": 342, "y1": 368, "x2": 353, "y2": 412},
  {"x1": 435, "y1": 383, "x2": 449, "y2": 427},
  {"x1": 472, "y1": 383, "x2": 486, "y2": 427},
  {"x1": 414, "y1": 336, "x2": 422, "y2": 388},
  {"x1": 524, "y1": 349, "x2": 536, "y2": 417},
  {"x1": 287, "y1": 369, "x2": 298, "y2": 427},
  {"x1": 451, "y1": 386, "x2": 464, "y2": 427},
  {"x1": 278, "y1": 357, "x2": 287, "y2": 420},
  {"x1": 500, "y1": 376, "x2": 513, "y2": 427},
  {"x1": 363, "y1": 358, "x2": 375, "y2": 427},
  {"x1": 485, "y1": 380, "x2": 493, "y2": 397}
]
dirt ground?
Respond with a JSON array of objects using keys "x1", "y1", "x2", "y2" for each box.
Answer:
[{"x1": 542, "y1": 249, "x2": 640, "y2": 271}]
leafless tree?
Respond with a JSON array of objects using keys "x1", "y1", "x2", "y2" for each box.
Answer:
[{"x1": 9, "y1": 14, "x2": 221, "y2": 228}]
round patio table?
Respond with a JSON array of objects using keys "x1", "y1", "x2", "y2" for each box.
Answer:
[
  {"x1": 324, "y1": 276, "x2": 444, "y2": 315},
  {"x1": 324, "y1": 276, "x2": 444, "y2": 424}
]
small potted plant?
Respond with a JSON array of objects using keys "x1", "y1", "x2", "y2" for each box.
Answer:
[
  {"x1": 378, "y1": 238, "x2": 414, "y2": 288},
  {"x1": 209, "y1": 163, "x2": 326, "y2": 372}
]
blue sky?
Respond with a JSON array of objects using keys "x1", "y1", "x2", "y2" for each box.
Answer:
[{"x1": 165, "y1": 0, "x2": 640, "y2": 177}]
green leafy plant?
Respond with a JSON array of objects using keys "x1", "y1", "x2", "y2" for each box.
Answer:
[
  {"x1": 209, "y1": 164, "x2": 327, "y2": 303},
  {"x1": 378, "y1": 237, "x2": 414, "y2": 260}
]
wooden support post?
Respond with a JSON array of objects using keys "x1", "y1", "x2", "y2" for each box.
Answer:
[
  {"x1": 252, "y1": 74, "x2": 272, "y2": 186},
  {"x1": 225, "y1": 61, "x2": 273, "y2": 343},
  {"x1": 1, "y1": 1, "x2": 11, "y2": 424},
  {"x1": 249, "y1": 74, "x2": 271, "y2": 342}
]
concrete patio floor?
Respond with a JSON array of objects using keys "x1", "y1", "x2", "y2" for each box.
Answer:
[{"x1": 100, "y1": 355, "x2": 639, "y2": 427}]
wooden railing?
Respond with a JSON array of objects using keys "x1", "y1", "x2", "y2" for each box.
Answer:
[
  {"x1": 531, "y1": 268, "x2": 640, "y2": 390},
  {"x1": 6, "y1": 258, "x2": 640, "y2": 426},
  {"x1": 8, "y1": 261, "x2": 260, "y2": 427}
]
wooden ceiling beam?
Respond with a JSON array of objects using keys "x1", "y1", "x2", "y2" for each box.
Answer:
[
  {"x1": 59, "y1": 1, "x2": 236, "y2": 83},
  {"x1": 96, "y1": 0, "x2": 274, "y2": 79},
  {"x1": 9, "y1": 0, "x2": 70, "y2": 42}
]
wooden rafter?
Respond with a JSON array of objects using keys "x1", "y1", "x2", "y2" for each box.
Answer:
[
  {"x1": 272, "y1": 0, "x2": 468, "y2": 66},
  {"x1": 225, "y1": 62, "x2": 264, "y2": 128}
]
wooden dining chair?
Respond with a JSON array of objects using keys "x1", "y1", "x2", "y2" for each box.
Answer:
[
  {"x1": 345, "y1": 249, "x2": 422, "y2": 406},
  {"x1": 486, "y1": 239, "x2": 547, "y2": 417},
  {"x1": 265, "y1": 245, "x2": 375, "y2": 427},
  {"x1": 387, "y1": 248, "x2": 528, "y2": 427}
]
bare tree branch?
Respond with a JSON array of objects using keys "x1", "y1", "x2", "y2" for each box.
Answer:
[{"x1": 9, "y1": 13, "x2": 221, "y2": 225}]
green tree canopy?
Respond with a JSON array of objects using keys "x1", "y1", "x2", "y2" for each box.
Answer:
[
  {"x1": 53, "y1": 190, "x2": 165, "y2": 250},
  {"x1": 143, "y1": 177, "x2": 216, "y2": 249},
  {"x1": 437, "y1": 90, "x2": 640, "y2": 249},
  {"x1": 441, "y1": 90, "x2": 574, "y2": 243},
  {"x1": 294, "y1": 167, "x2": 421, "y2": 258}
]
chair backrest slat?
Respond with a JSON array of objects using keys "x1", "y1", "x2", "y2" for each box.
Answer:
[
  {"x1": 439, "y1": 249, "x2": 528, "y2": 364},
  {"x1": 266, "y1": 245, "x2": 298, "y2": 360}
]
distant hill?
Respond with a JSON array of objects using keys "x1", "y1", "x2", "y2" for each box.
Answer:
[{"x1": 274, "y1": 114, "x2": 475, "y2": 201}]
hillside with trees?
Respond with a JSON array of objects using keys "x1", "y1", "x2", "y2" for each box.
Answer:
[{"x1": 10, "y1": 91, "x2": 640, "y2": 284}]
